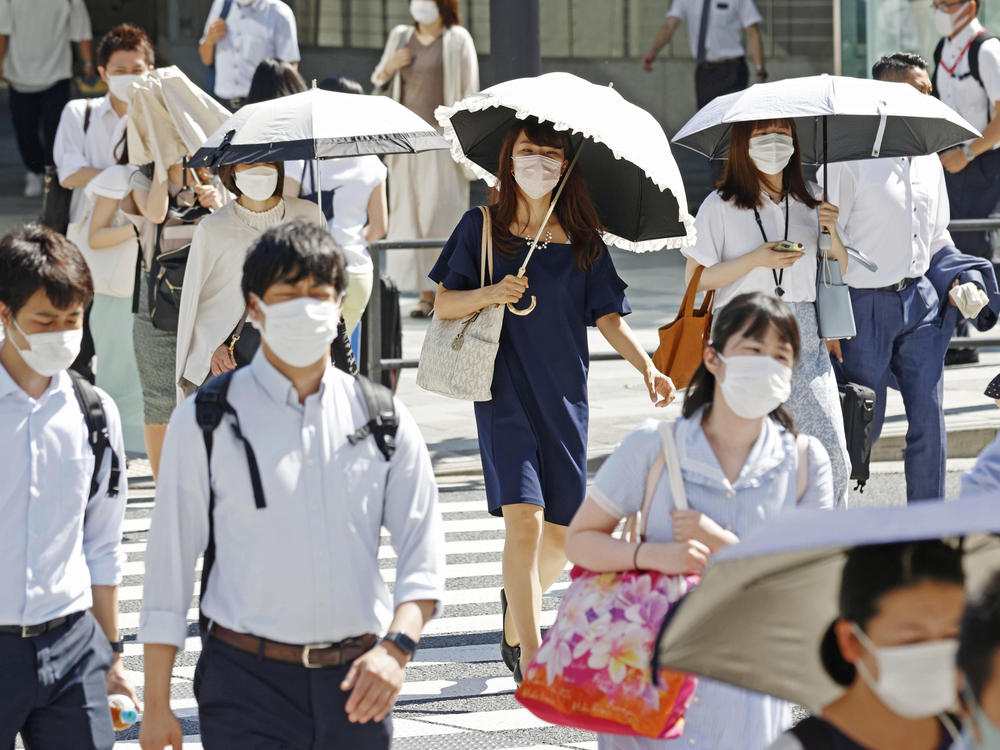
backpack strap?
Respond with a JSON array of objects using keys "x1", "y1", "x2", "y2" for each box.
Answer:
[
  {"x1": 932, "y1": 37, "x2": 945, "y2": 98},
  {"x1": 194, "y1": 370, "x2": 266, "y2": 635},
  {"x1": 789, "y1": 717, "x2": 837, "y2": 750},
  {"x1": 970, "y1": 34, "x2": 998, "y2": 95},
  {"x1": 348, "y1": 374, "x2": 398, "y2": 461},
  {"x1": 68, "y1": 370, "x2": 121, "y2": 500},
  {"x1": 83, "y1": 97, "x2": 93, "y2": 134}
]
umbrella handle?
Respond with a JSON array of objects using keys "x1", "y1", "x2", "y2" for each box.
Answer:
[{"x1": 507, "y1": 296, "x2": 537, "y2": 316}]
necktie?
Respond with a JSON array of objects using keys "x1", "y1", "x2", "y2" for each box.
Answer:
[{"x1": 696, "y1": 0, "x2": 712, "y2": 63}]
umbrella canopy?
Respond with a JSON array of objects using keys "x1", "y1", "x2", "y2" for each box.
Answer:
[
  {"x1": 127, "y1": 66, "x2": 230, "y2": 180},
  {"x1": 673, "y1": 74, "x2": 981, "y2": 163},
  {"x1": 435, "y1": 72, "x2": 695, "y2": 252},
  {"x1": 654, "y1": 497, "x2": 1000, "y2": 712},
  {"x1": 189, "y1": 88, "x2": 449, "y2": 168}
]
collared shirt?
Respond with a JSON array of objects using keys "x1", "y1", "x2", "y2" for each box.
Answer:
[
  {"x1": 667, "y1": 0, "x2": 762, "y2": 62},
  {"x1": 0, "y1": 0, "x2": 91, "y2": 92},
  {"x1": 0, "y1": 365, "x2": 127, "y2": 627},
  {"x1": 590, "y1": 414, "x2": 833, "y2": 750},
  {"x1": 936, "y1": 19, "x2": 1000, "y2": 139},
  {"x1": 139, "y1": 352, "x2": 445, "y2": 649},
  {"x1": 200, "y1": 0, "x2": 300, "y2": 99},
  {"x1": 683, "y1": 188, "x2": 829, "y2": 308},
  {"x1": 52, "y1": 95, "x2": 127, "y2": 223},
  {"x1": 819, "y1": 155, "x2": 953, "y2": 288}
]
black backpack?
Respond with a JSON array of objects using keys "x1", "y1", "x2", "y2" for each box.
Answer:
[
  {"x1": 932, "y1": 31, "x2": 999, "y2": 112},
  {"x1": 839, "y1": 382, "x2": 876, "y2": 493},
  {"x1": 359, "y1": 275, "x2": 402, "y2": 391},
  {"x1": 67, "y1": 370, "x2": 122, "y2": 501},
  {"x1": 193, "y1": 369, "x2": 398, "y2": 634}
]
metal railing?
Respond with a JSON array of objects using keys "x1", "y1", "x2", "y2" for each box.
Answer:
[{"x1": 363, "y1": 217, "x2": 1000, "y2": 383}]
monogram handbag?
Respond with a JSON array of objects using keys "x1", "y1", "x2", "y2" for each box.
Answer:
[
  {"x1": 814, "y1": 246, "x2": 856, "y2": 340},
  {"x1": 516, "y1": 420, "x2": 698, "y2": 739},
  {"x1": 652, "y1": 266, "x2": 714, "y2": 389},
  {"x1": 416, "y1": 206, "x2": 504, "y2": 401}
]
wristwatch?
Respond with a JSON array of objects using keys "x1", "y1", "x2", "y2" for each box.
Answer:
[
  {"x1": 756, "y1": 68, "x2": 769, "y2": 81},
  {"x1": 962, "y1": 143, "x2": 976, "y2": 161},
  {"x1": 382, "y1": 631, "x2": 418, "y2": 659},
  {"x1": 109, "y1": 639, "x2": 124, "y2": 653}
]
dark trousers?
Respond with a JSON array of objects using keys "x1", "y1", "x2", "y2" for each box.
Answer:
[
  {"x1": 195, "y1": 636, "x2": 392, "y2": 749},
  {"x1": 945, "y1": 148, "x2": 1000, "y2": 262},
  {"x1": 0, "y1": 611, "x2": 115, "y2": 750},
  {"x1": 70, "y1": 301, "x2": 96, "y2": 384},
  {"x1": 833, "y1": 279, "x2": 946, "y2": 502},
  {"x1": 8, "y1": 79, "x2": 71, "y2": 174},
  {"x1": 694, "y1": 58, "x2": 749, "y2": 109}
]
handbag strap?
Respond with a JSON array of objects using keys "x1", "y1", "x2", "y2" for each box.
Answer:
[
  {"x1": 679, "y1": 266, "x2": 715, "y2": 319},
  {"x1": 627, "y1": 420, "x2": 689, "y2": 543},
  {"x1": 478, "y1": 205, "x2": 494, "y2": 288},
  {"x1": 228, "y1": 308, "x2": 250, "y2": 353}
]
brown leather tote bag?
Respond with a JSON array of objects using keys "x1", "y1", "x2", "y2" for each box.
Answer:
[{"x1": 652, "y1": 266, "x2": 715, "y2": 389}]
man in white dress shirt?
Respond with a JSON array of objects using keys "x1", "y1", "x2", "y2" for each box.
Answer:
[
  {"x1": 138, "y1": 221, "x2": 444, "y2": 750},
  {"x1": 198, "y1": 0, "x2": 300, "y2": 110},
  {"x1": 643, "y1": 0, "x2": 767, "y2": 109},
  {"x1": 821, "y1": 53, "x2": 989, "y2": 503},
  {"x1": 0, "y1": 225, "x2": 133, "y2": 749}
]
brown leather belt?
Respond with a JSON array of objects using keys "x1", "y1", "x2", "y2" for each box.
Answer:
[{"x1": 210, "y1": 625, "x2": 377, "y2": 668}]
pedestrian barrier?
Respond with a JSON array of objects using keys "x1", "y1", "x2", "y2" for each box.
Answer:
[{"x1": 364, "y1": 217, "x2": 1000, "y2": 383}]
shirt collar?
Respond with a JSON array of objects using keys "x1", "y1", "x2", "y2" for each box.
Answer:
[
  {"x1": 249, "y1": 349, "x2": 329, "y2": 410},
  {"x1": 677, "y1": 406, "x2": 789, "y2": 488},
  {"x1": 948, "y1": 17, "x2": 984, "y2": 50},
  {"x1": 0, "y1": 360, "x2": 71, "y2": 404},
  {"x1": 94, "y1": 94, "x2": 119, "y2": 121}
]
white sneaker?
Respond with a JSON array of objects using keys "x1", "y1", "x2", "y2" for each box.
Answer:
[{"x1": 24, "y1": 172, "x2": 43, "y2": 198}]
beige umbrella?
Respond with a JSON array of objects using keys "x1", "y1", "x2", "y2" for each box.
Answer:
[{"x1": 127, "y1": 66, "x2": 230, "y2": 180}]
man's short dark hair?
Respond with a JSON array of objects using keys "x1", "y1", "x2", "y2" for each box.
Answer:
[
  {"x1": 0, "y1": 224, "x2": 94, "y2": 315},
  {"x1": 97, "y1": 23, "x2": 155, "y2": 70},
  {"x1": 216, "y1": 162, "x2": 286, "y2": 200},
  {"x1": 958, "y1": 571, "x2": 1000, "y2": 700},
  {"x1": 872, "y1": 52, "x2": 929, "y2": 81},
  {"x1": 242, "y1": 220, "x2": 347, "y2": 302}
]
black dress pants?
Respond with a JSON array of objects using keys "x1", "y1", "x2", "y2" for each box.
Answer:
[{"x1": 8, "y1": 79, "x2": 71, "y2": 174}]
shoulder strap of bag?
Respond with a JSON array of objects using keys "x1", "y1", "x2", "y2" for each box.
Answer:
[
  {"x1": 796, "y1": 433, "x2": 810, "y2": 503},
  {"x1": 932, "y1": 37, "x2": 945, "y2": 96},
  {"x1": 628, "y1": 421, "x2": 688, "y2": 542},
  {"x1": 970, "y1": 34, "x2": 998, "y2": 89},
  {"x1": 478, "y1": 205, "x2": 494, "y2": 288},
  {"x1": 659, "y1": 420, "x2": 688, "y2": 513},
  {"x1": 789, "y1": 717, "x2": 837, "y2": 750},
  {"x1": 83, "y1": 97, "x2": 93, "y2": 134},
  {"x1": 68, "y1": 369, "x2": 121, "y2": 501},
  {"x1": 678, "y1": 266, "x2": 714, "y2": 321},
  {"x1": 348, "y1": 374, "x2": 398, "y2": 461},
  {"x1": 220, "y1": 0, "x2": 235, "y2": 20}
]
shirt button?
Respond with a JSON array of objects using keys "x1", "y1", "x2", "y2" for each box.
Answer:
[
  {"x1": 692, "y1": 695, "x2": 700, "y2": 703},
  {"x1": 30, "y1": 487, "x2": 39, "y2": 499},
  {"x1": 725, "y1": 490, "x2": 734, "y2": 499},
  {"x1": 689, "y1": 740, "x2": 696, "y2": 746}
]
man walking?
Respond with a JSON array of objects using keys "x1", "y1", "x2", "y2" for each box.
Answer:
[
  {"x1": 643, "y1": 0, "x2": 767, "y2": 109},
  {"x1": 0, "y1": 0, "x2": 93, "y2": 197},
  {"x1": 0, "y1": 224, "x2": 133, "y2": 749},
  {"x1": 821, "y1": 52, "x2": 996, "y2": 503},
  {"x1": 198, "y1": 0, "x2": 300, "y2": 110},
  {"x1": 139, "y1": 221, "x2": 444, "y2": 749}
]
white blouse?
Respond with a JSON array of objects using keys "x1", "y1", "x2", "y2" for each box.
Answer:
[
  {"x1": 683, "y1": 189, "x2": 825, "y2": 309},
  {"x1": 174, "y1": 196, "x2": 322, "y2": 399}
]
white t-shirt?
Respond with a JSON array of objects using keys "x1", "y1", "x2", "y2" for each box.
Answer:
[
  {"x1": 683, "y1": 188, "x2": 824, "y2": 308},
  {"x1": 0, "y1": 0, "x2": 91, "y2": 92},
  {"x1": 289, "y1": 155, "x2": 388, "y2": 273}
]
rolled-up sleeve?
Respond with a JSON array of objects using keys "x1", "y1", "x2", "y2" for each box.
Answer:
[
  {"x1": 381, "y1": 400, "x2": 445, "y2": 616},
  {"x1": 0, "y1": 0, "x2": 12, "y2": 36},
  {"x1": 682, "y1": 192, "x2": 727, "y2": 269},
  {"x1": 53, "y1": 101, "x2": 88, "y2": 183},
  {"x1": 139, "y1": 399, "x2": 211, "y2": 648},
  {"x1": 82, "y1": 391, "x2": 128, "y2": 586}
]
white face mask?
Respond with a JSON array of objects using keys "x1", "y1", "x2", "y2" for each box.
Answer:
[
  {"x1": 235, "y1": 166, "x2": 279, "y2": 202},
  {"x1": 934, "y1": 6, "x2": 963, "y2": 36},
  {"x1": 235, "y1": 0, "x2": 255, "y2": 5},
  {"x1": 716, "y1": 353, "x2": 792, "y2": 419},
  {"x1": 852, "y1": 624, "x2": 959, "y2": 719},
  {"x1": 106, "y1": 73, "x2": 143, "y2": 103},
  {"x1": 513, "y1": 154, "x2": 563, "y2": 200},
  {"x1": 748, "y1": 133, "x2": 796, "y2": 175},
  {"x1": 250, "y1": 296, "x2": 341, "y2": 368},
  {"x1": 7, "y1": 317, "x2": 83, "y2": 376},
  {"x1": 410, "y1": 0, "x2": 440, "y2": 24}
]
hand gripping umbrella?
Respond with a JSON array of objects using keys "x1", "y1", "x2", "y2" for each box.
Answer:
[
  {"x1": 673, "y1": 74, "x2": 981, "y2": 251},
  {"x1": 653, "y1": 497, "x2": 1000, "y2": 712},
  {"x1": 435, "y1": 72, "x2": 696, "y2": 316},
  {"x1": 189, "y1": 86, "x2": 450, "y2": 222}
]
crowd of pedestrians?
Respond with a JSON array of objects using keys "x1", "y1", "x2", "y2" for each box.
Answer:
[{"x1": 3, "y1": 0, "x2": 1000, "y2": 749}]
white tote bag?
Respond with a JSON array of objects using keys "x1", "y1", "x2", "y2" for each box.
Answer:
[{"x1": 416, "y1": 206, "x2": 504, "y2": 401}]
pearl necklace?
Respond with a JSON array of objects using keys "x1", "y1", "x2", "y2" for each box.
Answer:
[{"x1": 524, "y1": 230, "x2": 553, "y2": 251}]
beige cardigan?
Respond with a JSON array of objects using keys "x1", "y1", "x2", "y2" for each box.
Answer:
[{"x1": 370, "y1": 24, "x2": 479, "y2": 118}]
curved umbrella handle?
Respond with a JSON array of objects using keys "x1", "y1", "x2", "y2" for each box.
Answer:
[{"x1": 507, "y1": 296, "x2": 537, "y2": 316}]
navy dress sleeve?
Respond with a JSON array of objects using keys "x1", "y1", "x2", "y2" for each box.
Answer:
[
  {"x1": 429, "y1": 208, "x2": 486, "y2": 292},
  {"x1": 584, "y1": 244, "x2": 632, "y2": 325}
]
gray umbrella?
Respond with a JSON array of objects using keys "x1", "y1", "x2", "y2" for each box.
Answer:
[{"x1": 653, "y1": 497, "x2": 1000, "y2": 711}]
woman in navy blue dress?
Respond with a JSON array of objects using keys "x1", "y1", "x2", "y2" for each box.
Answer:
[{"x1": 430, "y1": 117, "x2": 676, "y2": 681}]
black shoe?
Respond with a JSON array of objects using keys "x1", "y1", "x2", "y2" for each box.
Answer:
[
  {"x1": 514, "y1": 660, "x2": 524, "y2": 686},
  {"x1": 500, "y1": 589, "x2": 520, "y2": 673},
  {"x1": 945, "y1": 347, "x2": 980, "y2": 366}
]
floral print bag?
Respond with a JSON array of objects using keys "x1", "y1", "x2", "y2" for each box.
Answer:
[{"x1": 516, "y1": 421, "x2": 699, "y2": 739}]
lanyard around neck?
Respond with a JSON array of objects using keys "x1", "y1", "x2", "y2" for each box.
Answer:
[
  {"x1": 940, "y1": 28, "x2": 985, "y2": 76},
  {"x1": 753, "y1": 192, "x2": 790, "y2": 297}
]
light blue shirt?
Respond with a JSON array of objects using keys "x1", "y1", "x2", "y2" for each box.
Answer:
[
  {"x1": 0, "y1": 365, "x2": 127, "y2": 626},
  {"x1": 961, "y1": 431, "x2": 1000, "y2": 499},
  {"x1": 589, "y1": 412, "x2": 833, "y2": 750},
  {"x1": 139, "y1": 352, "x2": 445, "y2": 649},
  {"x1": 201, "y1": 0, "x2": 300, "y2": 99}
]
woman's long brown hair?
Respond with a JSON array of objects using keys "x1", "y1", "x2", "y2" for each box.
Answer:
[
  {"x1": 489, "y1": 118, "x2": 604, "y2": 273},
  {"x1": 717, "y1": 119, "x2": 819, "y2": 211}
]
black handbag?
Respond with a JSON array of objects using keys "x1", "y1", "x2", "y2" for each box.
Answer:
[
  {"x1": 40, "y1": 99, "x2": 93, "y2": 235},
  {"x1": 839, "y1": 382, "x2": 876, "y2": 492},
  {"x1": 360, "y1": 275, "x2": 402, "y2": 391}
]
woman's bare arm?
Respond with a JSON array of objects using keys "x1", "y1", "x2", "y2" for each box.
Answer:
[
  {"x1": 363, "y1": 182, "x2": 388, "y2": 244},
  {"x1": 88, "y1": 195, "x2": 135, "y2": 249},
  {"x1": 433, "y1": 277, "x2": 528, "y2": 320}
]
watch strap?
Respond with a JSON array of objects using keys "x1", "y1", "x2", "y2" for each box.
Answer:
[
  {"x1": 382, "y1": 631, "x2": 417, "y2": 657},
  {"x1": 110, "y1": 639, "x2": 124, "y2": 653},
  {"x1": 962, "y1": 143, "x2": 976, "y2": 161}
]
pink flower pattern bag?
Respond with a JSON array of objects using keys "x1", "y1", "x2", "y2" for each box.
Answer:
[{"x1": 516, "y1": 421, "x2": 699, "y2": 739}]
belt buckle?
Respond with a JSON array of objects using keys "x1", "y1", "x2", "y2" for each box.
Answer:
[
  {"x1": 301, "y1": 642, "x2": 334, "y2": 668},
  {"x1": 21, "y1": 624, "x2": 40, "y2": 638}
]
